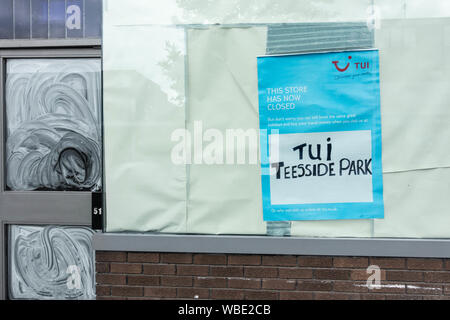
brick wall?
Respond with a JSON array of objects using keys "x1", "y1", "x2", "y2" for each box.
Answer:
[{"x1": 95, "y1": 252, "x2": 450, "y2": 300}]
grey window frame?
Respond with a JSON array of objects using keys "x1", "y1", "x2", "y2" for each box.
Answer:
[
  {"x1": 0, "y1": 39, "x2": 101, "y2": 300},
  {"x1": 93, "y1": 233, "x2": 450, "y2": 259}
]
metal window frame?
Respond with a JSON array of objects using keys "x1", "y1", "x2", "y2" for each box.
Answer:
[
  {"x1": 0, "y1": 39, "x2": 101, "y2": 48},
  {"x1": 0, "y1": 40, "x2": 101, "y2": 300}
]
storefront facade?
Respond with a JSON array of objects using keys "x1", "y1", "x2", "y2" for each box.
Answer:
[{"x1": 1, "y1": 0, "x2": 450, "y2": 300}]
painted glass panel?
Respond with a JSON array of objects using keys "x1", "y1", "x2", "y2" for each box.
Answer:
[
  {"x1": 5, "y1": 58, "x2": 102, "y2": 191},
  {"x1": 8, "y1": 225, "x2": 95, "y2": 300}
]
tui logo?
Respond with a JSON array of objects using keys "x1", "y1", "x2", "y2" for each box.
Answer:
[{"x1": 332, "y1": 56, "x2": 352, "y2": 72}]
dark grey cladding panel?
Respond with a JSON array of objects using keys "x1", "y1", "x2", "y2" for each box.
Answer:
[
  {"x1": 49, "y1": 0, "x2": 66, "y2": 38},
  {"x1": 32, "y1": 0, "x2": 49, "y2": 39},
  {"x1": 266, "y1": 22, "x2": 374, "y2": 55},
  {"x1": 67, "y1": 0, "x2": 84, "y2": 38},
  {"x1": 85, "y1": 0, "x2": 102, "y2": 38},
  {"x1": 0, "y1": 0, "x2": 102, "y2": 40},
  {"x1": 0, "y1": 0, "x2": 14, "y2": 39},
  {"x1": 14, "y1": 0, "x2": 31, "y2": 39}
]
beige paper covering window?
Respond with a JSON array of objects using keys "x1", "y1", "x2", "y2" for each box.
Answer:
[
  {"x1": 186, "y1": 27, "x2": 267, "y2": 235},
  {"x1": 104, "y1": 26, "x2": 187, "y2": 232}
]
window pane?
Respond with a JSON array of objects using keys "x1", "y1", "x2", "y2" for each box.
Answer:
[
  {"x1": 8, "y1": 225, "x2": 95, "y2": 300},
  {"x1": 103, "y1": 0, "x2": 450, "y2": 238},
  {"x1": 5, "y1": 58, "x2": 102, "y2": 191}
]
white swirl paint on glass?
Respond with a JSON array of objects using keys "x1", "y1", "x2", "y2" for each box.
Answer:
[
  {"x1": 9, "y1": 225, "x2": 96, "y2": 300},
  {"x1": 5, "y1": 59, "x2": 102, "y2": 191}
]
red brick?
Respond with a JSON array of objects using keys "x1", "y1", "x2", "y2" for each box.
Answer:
[
  {"x1": 424, "y1": 272, "x2": 450, "y2": 283},
  {"x1": 333, "y1": 281, "x2": 369, "y2": 293},
  {"x1": 96, "y1": 285, "x2": 111, "y2": 296},
  {"x1": 262, "y1": 255, "x2": 297, "y2": 266},
  {"x1": 350, "y1": 269, "x2": 367, "y2": 281},
  {"x1": 384, "y1": 294, "x2": 423, "y2": 300},
  {"x1": 110, "y1": 263, "x2": 142, "y2": 274},
  {"x1": 143, "y1": 264, "x2": 176, "y2": 275},
  {"x1": 177, "y1": 265, "x2": 209, "y2": 276},
  {"x1": 144, "y1": 287, "x2": 176, "y2": 298},
  {"x1": 298, "y1": 256, "x2": 333, "y2": 267},
  {"x1": 333, "y1": 257, "x2": 368, "y2": 268},
  {"x1": 95, "y1": 253, "x2": 450, "y2": 301},
  {"x1": 128, "y1": 252, "x2": 159, "y2": 263},
  {"x1": 445, "y1": 285, "x2": 450, "y2": 295},
  {"x1": 406, "y1": 284, "x2": 442, "y2": 295},
  {"x1": 211, "y1": 289, "x2": 244, "y2": 300},
  {"x1": 195, "y1": 277, "x2": 227, "y2": 288},
  {"x1": 210, "y1": 266, "x2": 243, "y2": 277},
  {"x1": 245, "y1": 291, "x2": 278, "y2": 300},
  {"x1": 193, "y1": 254, "x2": 227, "y2": 265},
  {"x1": 161, "y1": 253, "x2": 192, "y2": 264},
  {"x1": 314, "y1": 292, "x2": 360, "y2": 300},
  {"x1": 96, "y1": 262, "x2": 110, "y2": 273},
  {"x1": 96, "y1": 251, "x2": 126, "y2": 262},
  {"x1": 278, "y1": 268, "x2": 313, "y2": 279},
  {"x1": 370, "y1": 257, "x2": 405, "y2": 269},
  {"x1": 386, "y1": 270, "x2": 423, "y2": 282},
  {"x1": 177, "y1": 288, "x2": 210, "y2": 299},
  {"x1": 228, "y1": 255, "x2": 261, "y2": 266},
  {"x1": 360, "y1": 293, "x2": 386, "y2": 300},
  {"x1": 407, "y1": 258, "x2": 443, "y2": 270},
  {"x1": 297, "y1": 280, "x2": 333, "y2": 291},
  {"x1": 96, "y1": 274, "x2": 126, "y2": 285},
  {"x1": 423, "y1": 296, "x2": 450, "y2": 300},
  {"x1": 127, "y1": 275, "x2": 159, "y2": 286},
  {"x1": 244, "y1": 267, "x2": 278, "y2": 278},
  {"x1": 315, "y1": 269, "x2": 350, "y2": 280},
  {"x1": 262, "y1": 279, "x2": 296, "y2": 290},
  {"x1": 280, "y1": 291, "x2": 313, "y2": 300},
  {"x1": 161, "y1": 276, "x2": 193, "y2": 287},
  {"x1": 228, "y1": 278, "x2": 261, "y2": 289},
  {"x1": 111, "y1": 286, "x2": 143, "y2": 297},
  {"x1": 97, "y1": 296, "x2": 127, "y2": 300}
]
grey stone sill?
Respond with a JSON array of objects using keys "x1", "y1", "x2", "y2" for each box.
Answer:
[{"x1": 93, "y1": 233, "x2": 450, "y2": 258}]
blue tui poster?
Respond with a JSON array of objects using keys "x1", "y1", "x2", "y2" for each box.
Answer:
[{"x1": 257, "y1": 49, "x2": 384, "y2": 221}]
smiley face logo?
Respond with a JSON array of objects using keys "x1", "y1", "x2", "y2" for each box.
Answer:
[{"x1": 332, "y1": 56, "x2": 352, "y2": 72}]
